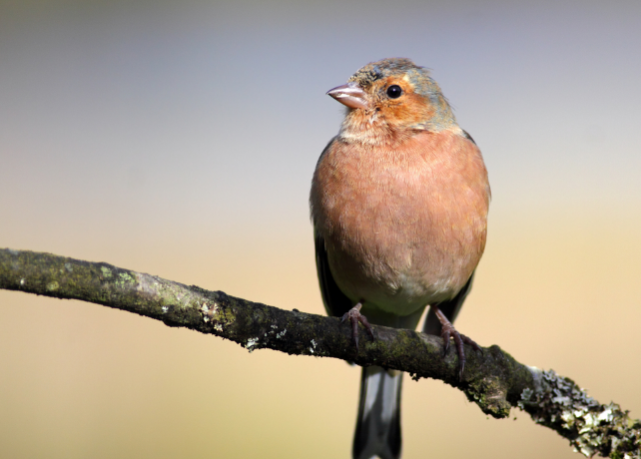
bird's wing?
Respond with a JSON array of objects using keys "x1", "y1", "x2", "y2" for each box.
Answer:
[
  {"x1": 314, "y1": 233, "x2": 354, "y2": 318},
  {"x1": 423, "y1": 272, "x2": 475, "y2": 335},
  {"x1": 462, "y1": 129, "x2": 476, "y2": 144}
]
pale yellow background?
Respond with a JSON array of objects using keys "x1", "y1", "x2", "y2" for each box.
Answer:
[{"x1": 1, "y1": 1, "x2": 640, "y2": 458}]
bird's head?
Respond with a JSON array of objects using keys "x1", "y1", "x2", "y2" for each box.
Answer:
[{"x1": 328, "y1": 58, "x2": 458, "y2": 144}]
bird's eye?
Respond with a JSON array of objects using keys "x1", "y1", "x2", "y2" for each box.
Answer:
[{"x1": 386, "y1": 85, "x2": 403, "y2": 99}]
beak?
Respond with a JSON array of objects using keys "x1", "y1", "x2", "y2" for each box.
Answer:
[{"x1": 326, "y1": 82, "x2": 369, "y2": 110}]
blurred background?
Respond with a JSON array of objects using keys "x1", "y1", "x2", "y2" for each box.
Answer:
[{"x1": 1, "y1": 0, "x2": 640, "y2": 457}]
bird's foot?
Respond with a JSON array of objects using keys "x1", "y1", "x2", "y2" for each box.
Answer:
[
  {"x1": 432, "y1": 305, "x2": 480, "y2": 379},
  {"x1": 340, "y1": 303, "x2": 375, "y2": 349}
]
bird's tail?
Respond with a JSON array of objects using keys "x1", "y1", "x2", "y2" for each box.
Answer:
[{"x1": 353, "y1": 365, "x2": 403, "y2": 459}]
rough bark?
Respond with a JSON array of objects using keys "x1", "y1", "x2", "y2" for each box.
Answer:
[{"x1": 0, "y1": 247, "x2": 639, "y2": 458}]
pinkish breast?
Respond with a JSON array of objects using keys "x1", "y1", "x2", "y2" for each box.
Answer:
[{"x1": 311, "y1": 129, "x2": 490, "y2": 315}]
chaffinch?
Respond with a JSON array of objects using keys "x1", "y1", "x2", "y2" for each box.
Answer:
[{"x1": 310, "y1": 58, "x2": 490, "y2": 459}]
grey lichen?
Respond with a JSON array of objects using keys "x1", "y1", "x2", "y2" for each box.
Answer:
[
  {"x1": 1, "y1": 247, "x2": 640, "y2": 458},
  {"x1": 519, "y1": 370, "x2": 641, "y2": 458},
  {"x1": 245, "y1": 337, "x2": 260, "y2": 352},
  {"x1": 200, "y1": 303, "x2": 210, "y2": 322}
]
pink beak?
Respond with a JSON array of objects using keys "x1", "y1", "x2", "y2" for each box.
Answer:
[{"x1": 326, "y1": 82, "x2": 369, "y2": 110}]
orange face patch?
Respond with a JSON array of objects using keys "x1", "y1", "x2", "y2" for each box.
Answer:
[{"x1": 370, "y1": 77, "x2": 436, "y2": 131}]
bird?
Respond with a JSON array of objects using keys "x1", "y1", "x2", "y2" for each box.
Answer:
[{"x1": 309, "y1": 58, "x2": 490, "y2": 459}]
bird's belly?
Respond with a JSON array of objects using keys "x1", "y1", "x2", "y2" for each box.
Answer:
[
  {"x1": 325, "y1": 192, "x2": 482, "y2": 316},
  {"x1": 327, "y1": 233, "x2": 463, "y2": 316}
]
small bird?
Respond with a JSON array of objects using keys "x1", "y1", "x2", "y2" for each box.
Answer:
[{"x1": 310, "y1": 58, "x2": 490, "y2": 459}]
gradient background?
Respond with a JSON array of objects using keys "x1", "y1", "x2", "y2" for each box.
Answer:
[{"x1": 1, "y1": 1, "x2": 640, "y2": 458}]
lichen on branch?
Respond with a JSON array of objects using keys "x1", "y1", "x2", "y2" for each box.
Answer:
[{"x1": 0, "y1": 247, "x2": 638, "y2": 458}]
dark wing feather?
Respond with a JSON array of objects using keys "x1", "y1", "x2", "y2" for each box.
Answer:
[
  {"x1": 462, "y1": 129, "x2": 476, "y2": 145},
  {"x1": 314, "y1": 234, "x2": 353, "y2": 317},
  {"x1": 422, "y1": 272, "x2": 475, "y2": 335}
]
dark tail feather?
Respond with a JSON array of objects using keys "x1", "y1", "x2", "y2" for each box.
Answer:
[{"x1": 353, "y1": 366, "x2": 403, "y2": 459}]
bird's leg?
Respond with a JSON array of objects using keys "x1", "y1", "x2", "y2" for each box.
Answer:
[
  {"x1": 431, "y1": 305, "x2": 480, "y2": 379},
  {"x1": 341, "y1": 302, "x2": 375, "y2": 349}
]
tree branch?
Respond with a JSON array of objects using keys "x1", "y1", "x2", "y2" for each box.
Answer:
[{"x1": 0, "y1": 247, "x2": 639, "y2": 458}]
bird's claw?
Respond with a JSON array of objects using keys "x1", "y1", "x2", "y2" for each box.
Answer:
[
  {"x1": 433, "y1": 306, "x2": 480, "y2": 380},
  {"x1": 341, "y1": 303, "x2": 374, "y2": 349}
]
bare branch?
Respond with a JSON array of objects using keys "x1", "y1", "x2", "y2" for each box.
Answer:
[{"x1": 0, "y1": 247, "x2": 639, "y2": 458}]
